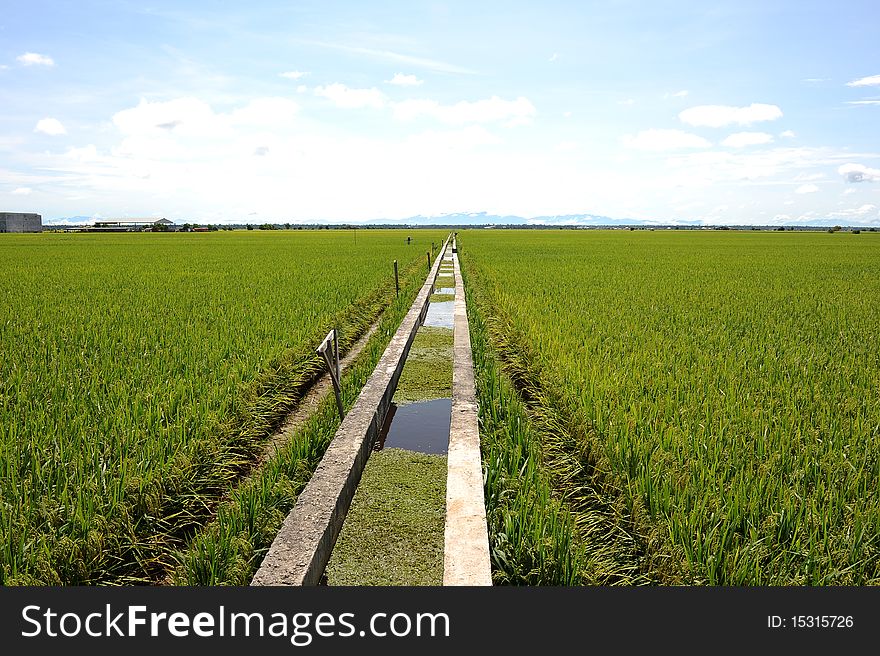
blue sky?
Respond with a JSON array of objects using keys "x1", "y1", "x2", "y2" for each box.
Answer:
[{"x1": 2, "y1": 0, "x2": 879, "y2": 225}]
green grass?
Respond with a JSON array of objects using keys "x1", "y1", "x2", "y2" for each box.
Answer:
[
  {"x1": 393, "y1": 327, "x2": 453, "y2": 404},
  {"x1": 0, "y1": 229, "x2": 447, "y2": 584},
  {"x1": 324, "y1": 449, "x2": 446, "y2": 586},
  {"x1": 429, "y1": 293, "x2": 455, "y2": 303},
  {"x1": 461, "y1": 229, "x2": 880, "y2": 585}
]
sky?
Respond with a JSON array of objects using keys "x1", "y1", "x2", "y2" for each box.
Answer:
[{"x1": 1, "y1": 0, "x2": 879, "y2": 225}]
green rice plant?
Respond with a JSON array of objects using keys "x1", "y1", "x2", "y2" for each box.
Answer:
[
  {"x1": 460, "y1": 229, "x2": 880, "y2": 585},
  {"x1": 465, "y1": 267, "x2": 648, "y2": 585}
]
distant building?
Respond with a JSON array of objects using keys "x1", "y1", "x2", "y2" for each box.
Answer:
[
  {"x1": 0, "y1": 212, "x2": 42, "y2": 233},
  {"x1": 90, "y1": 217, "x2": 174, "y2": 232}
]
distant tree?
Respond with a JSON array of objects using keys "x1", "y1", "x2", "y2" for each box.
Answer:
[
  {"x1": 852, "y1": 229, "x2": 861, "y2": 234},
  {"x1": 285, "y1": 223, "x2": 291, "y2": 230},
  {"x1": 246, "y1": 224, "x2": 254, "y2": 230},
  {"x1": 831, "y1": 225, "x2": 842, "y2": 232}
]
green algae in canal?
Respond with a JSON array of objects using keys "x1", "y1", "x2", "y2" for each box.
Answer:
[
  {"x1": 325, "y1": 314, "x2": 453, "y2": 584},
  {"x1": 430, "y1": 293, "x2": 454, "y2": 303},
  {"x1": 393, "y1": 327, "x2": 452, "y2": 404},
  {"x1": 325, "y1": 449, "x2": 446, "y2": 585}
]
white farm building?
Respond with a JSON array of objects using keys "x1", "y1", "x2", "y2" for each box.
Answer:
[{"x1": 90, "y1": 217, "x2": 174, "y2": 232}]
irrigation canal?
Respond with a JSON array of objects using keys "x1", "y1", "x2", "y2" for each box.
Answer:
[{"x1": 251, "y1": 236, "x2": 490, "y2": 586}]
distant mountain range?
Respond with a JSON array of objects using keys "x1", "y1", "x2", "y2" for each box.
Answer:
[{"x1": 386, "y1": 211, "x2": 657, "y2": 226}]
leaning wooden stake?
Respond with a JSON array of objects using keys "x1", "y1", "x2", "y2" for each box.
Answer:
[{"x1": 317, "y1": 329, "x2": 344, "y2": 421}]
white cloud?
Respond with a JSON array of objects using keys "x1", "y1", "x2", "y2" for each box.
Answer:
[
  {"x1": 229, "y1": 97, "x2": 300, "y2": 126},
  {"x1": 386, "y1": 73, "x2": 423, "y2": 86},
  {"x1": 679, "y1": 103, "x2": 783, "y2": 128},
  {"x1": 621, "y1": 129, "x2": 711, "y2": 151},
  {"x1": 618, "y1": 99, "x2": 635, "y2": 106},
  {"x1": 34, "y1": 118, "x2": 66, "y2": 136},
  {"x1": 314, "y1": 83, "x2": 386, "y2": 109},
  {"x1": 721, "y1": 132, "x2": 774, "y2": 148},
  {"x1": 664, "y1": 90, "x2": 689, "y2": 99},
  {"x1": 279, "y1": 71, "x2": 308, "y2": 80},
  {"x1": 563, "y1": 111, "x2": 572, "y2": 118},
  {"x1": 838, "y1": 163, "x2": 880, "y2": 183},
  {"x1": 846, "y1": 75, "x2": 880, "y2": 87},
  {"x1": 17, "y1": 52, "x2": 54, "y2": 66},
  {"x1": 296, "y1": 85, "x2": 308, "y2": 93},
  {"x1": 65, "y1": 144, "x2": 99, "y2": 162},
  {"x1": 554, "y1": 141, "x2": 578, "y2": 152},
  {"x1": 405, "y1": 125, "x2": 502, "y2": 150},
  {"x1": 392, "y1": 95, "x2": 536, "y2": 126},
  {"x1": 664, "y1": 147, "x2": 874, "y2": 186},
  {"x1": 12, "y1": 187, "x2": 33, "y2": 195},
  {"x1": 780, "y1": 130, "x2": 796, "y2": 138},
  {"x1": 795, "y1": 184, "x2": 819, "y2": 194},
  {"x1": 843, "y1": 187, "x2": 857, "y2": 195},
  {"x1": 827, "y1": 204, "x2": 878, "y2": 221},
  {"x1": 113, "y1": 98, "x2": 218, "y2": 136},
  {"x1": 23, "y1": 93, "x2": 593, "y2": 222},
  {"x1": 846, "y1": 100, "x2": 880, "y2": 105},
  {"x1": 549, "y1": 53, "x2": 559, "y2": 62},
  {"x1": 793, "y1": 172, "x2": 825, "y2": 181},
  {"x1": 108, "y1": 97, "x2": 299, "y2": 162}
]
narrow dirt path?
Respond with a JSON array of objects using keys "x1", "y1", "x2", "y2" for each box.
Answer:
[{"x1": 254, "y1": 321, "x2": 380, "y2": 469}]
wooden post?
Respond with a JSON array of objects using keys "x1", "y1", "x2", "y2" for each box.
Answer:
[
  {"x1": 317, "y1": 329, "x2": 345, "y2": 421},
  {"x1": 393, "y1": 260, "x2": 399, "y2": 297},
  {"x1": 333, "y1": 328, "x2": 340, "y2": 382},
  {"x1": 427, "y1": 251, "x2": 431, "y2": 271}
]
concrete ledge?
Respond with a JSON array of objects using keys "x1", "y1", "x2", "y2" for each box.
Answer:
[
  {"x1": 444, "y1": 237, "x2": 492, "y2": 586},
  {"x1": 251, "y1": 236, "x2": 451, "y2": 586}
]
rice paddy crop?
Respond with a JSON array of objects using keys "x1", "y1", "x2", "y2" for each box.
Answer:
[
  {"x1": 0, "y1": 229, "x2": 445, "y2": 584},
  {"x1": 460, "y1": 229, "x2": 880, "y2": 585}
]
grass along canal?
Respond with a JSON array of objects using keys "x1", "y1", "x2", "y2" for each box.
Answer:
[{"x1": 324, "y1": 253, "x2": 457, "y2": 585}]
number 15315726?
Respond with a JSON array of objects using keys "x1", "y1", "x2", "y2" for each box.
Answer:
[{"x1": 768, "y1": 615, "x2": 854, "y2": 629}]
